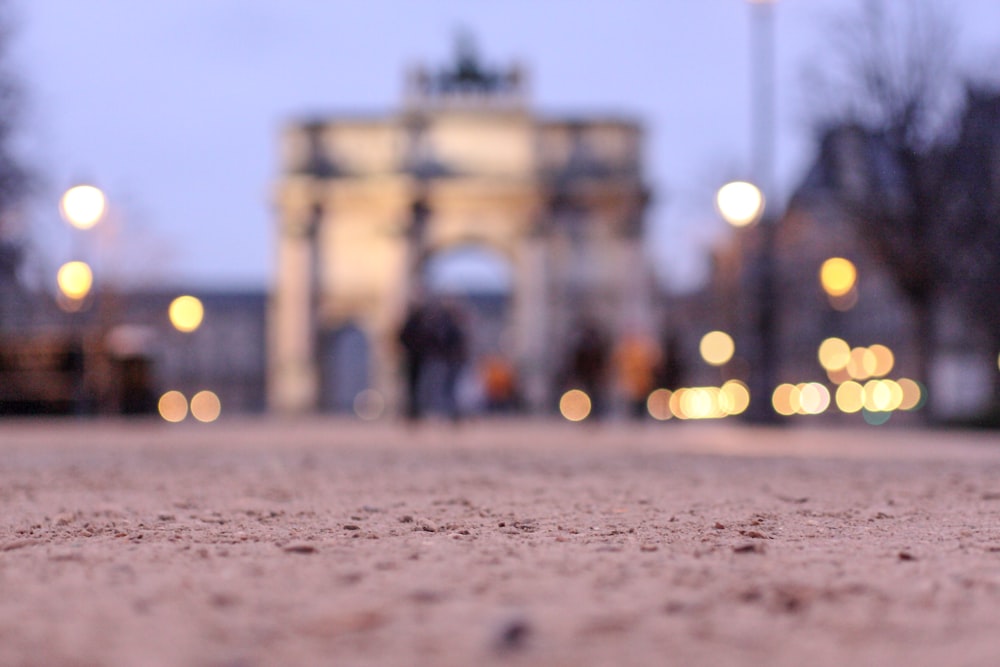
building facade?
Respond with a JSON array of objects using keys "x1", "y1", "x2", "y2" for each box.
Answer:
[{"x1": 0, "y1": 286, "x2": 267, "y2": 417}]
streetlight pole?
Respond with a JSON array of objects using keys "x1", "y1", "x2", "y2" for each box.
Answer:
[
  {"x1": 749, "y1": 0, "x2": 779, "y2": 424},
  {"x1": 168, "y1": 294, "x2": 206, "y2": 419},
  {"x1": 717, "y1": 1, "x2": 780, "y2": 423},
  {"x1": 58, "y1": 183, "x2": 106, "y2": 414},
  {"x1": 749, "y1": 0, "x2": 776, "y2": 200},
  {"x1": 748, "y1": 0, "x2": 780, "y2": 423}
]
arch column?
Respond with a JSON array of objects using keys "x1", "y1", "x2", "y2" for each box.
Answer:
[
  {"x1": 511, "y1": 234, "x2": 551, "y2": 412},
  {"x1": 269, "y1": 204, "x2": 322, "y2": 413}
]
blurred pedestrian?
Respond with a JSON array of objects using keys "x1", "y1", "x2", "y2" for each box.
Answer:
[
  {"x1": 399, "y1": 300, "x2": 429, "y2": 421},
  {"x1": 435, "y1": 299, "x2": 467, "y2": 422},
  {"x1": 480, "y1": 353, "x2": 518, "y2": 413},
  {"x1": 614, "y1": 331, "x2": 660, "y2": 419},
  {"x1": 654, "y1": 328, "x2": 686, "y2": 391},
  {"x1": 401, "y1": 297, "x2": 468, "y2": 422},
  {"x1": 565, "y1": 319, "x2": 609, "y2": 418}
]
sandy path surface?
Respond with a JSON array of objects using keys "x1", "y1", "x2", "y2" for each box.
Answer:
[{"x1": 2, "y1": 418, "x2": 1000, "y2": 667}]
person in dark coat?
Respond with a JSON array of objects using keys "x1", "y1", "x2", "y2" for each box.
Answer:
[
  {"x1": 419, "y1": 298, "x2": 467, "y2": 422},
  {"x1": 566, "y1": 319, "x2": 610, "y2": 419},
  {"x1": 399, "y1": 301, "x2": 429, "y2": 421}
]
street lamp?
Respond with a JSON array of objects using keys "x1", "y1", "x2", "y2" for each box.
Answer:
[
  {"x1": 168, "y1": 295, "x2": 205, "y2": 333},
  {"x1": 699, "y1": 330, "x2": 736, "y2": 367},
  {"x1": 58, "y1": 183, "x2": 106, "y2": 304},
  {"x1": 716, "y1": 181, "x2": 765, "y2": 228},
  {"x1": 57, "y1": 183, "x2": 106, "y2": 415},
  {"x1": 165, "y1": 295, "x2": 215, "y2": 423},
  {"x1": 716, "y1": 0, "x2": 780, "y2": 423},
  {"x1": 60, "y1": 184, "x2": 106, "y2": 230},
  {"x1": 56, "y1": 260, "x2": 93, "y2": 303},
  {"x1": 819, "y1": 257, "x2": 857, "y2": 297}
]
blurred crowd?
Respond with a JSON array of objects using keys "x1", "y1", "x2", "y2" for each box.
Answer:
[{"x1": 398, "y1": 298, "x2": 686, "y2": 422}]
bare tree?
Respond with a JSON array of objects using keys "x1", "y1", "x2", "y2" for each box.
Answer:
[
  {"x1": 940, "y1": 89, "x2": 1000, "y2": 412},
  {"x1": 0, "y1": 0, "x2": 32, "y2": 290},
  {"x1": 797, "y1": 0, "x2": 960, "y2": 406},
  {"x1": 795, "y1": 0, "x2": 1000, "y2": 421},
  {"x1": 807, "y1": 0, "x2": 958, "y2": 150}
]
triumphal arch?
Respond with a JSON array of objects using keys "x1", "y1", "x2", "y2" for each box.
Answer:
[{"x1": 269, "y1": 42, "x2": 653, "y2": 414}]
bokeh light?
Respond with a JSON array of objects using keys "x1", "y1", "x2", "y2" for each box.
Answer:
[
  {"x1": 646, "y1": 388, "x2": 673, "y2": 420},
  {"x1": 818, "y1": 337, "x2": 851, "y2": 371},
  {"x1": 190, "y1": 390, "x2": 222, "y2": 423},
  {"x1": 559, "y1": 389, "x2": 592, "y2": 422},
  {"x1": 158, "y1": 390, "x2": 188, "y2": 423},
  {"x1": 882, "y1": 379, "x2": 904, "y2": 411},
  {"x1": 669, "y1": 388, "x2": 686, "y2": 419},
  {"x1": 826, "y1": 366, "x2": 852, "y2": 385},
  {"x1": 715, "y1": 181, "x2": 764, "y2": 227},
  {"x1": 868, "y1": 344, "x2": 895, "y2": 377},
  {"x1": 897, "y1": 378, "x2": 924, "y2": 411},
  {"x1": 353, "y1": 388, "x2": 385, "y2": 421},
  {"x1": 863, "y1": 409, "x2": 892, "y2": 426},
  {"x1": 835, "y1": 381, "x2": 864, "y2": 413},
  {"x1": 681, "y1": 387, "x2": 722, "y2": 420},
  {"x1": 861, "y1": 379, "x2": 903, "y2": 413},
  {"x1": 660, "y1": 384, "x2": 751, "y2": 420},
  {"x1": 60, "y1": 185, "x2": 106, "y2": 230},
  {"x1": 846, "y1": 347, "x2": 878, "y2": 381},
  {"x1": 819, "y1": 257, "x2": 857, "y2": 297},
  {"x1": 699, "y1": 331, "x2": 735, "y2": 366},
  {"x1": 797, "y1": 382, "x2": 831, "y2": 415},
  {"x1": 863, "y1": 379, "x2": 888, "y2": 412},
  {"x1": 169, "y1": 295, "x2": 204, "y2": 333},
  {"x1": 772, "y1": 383, "x2": 797, "y2": 417},
  {"x1": 56, "y1": 261, "x2": 93, "y2": 300},
  {"x1": 720, "y1": 380, "x2": 751, "y2": 416}
]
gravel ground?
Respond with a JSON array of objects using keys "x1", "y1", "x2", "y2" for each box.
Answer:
[{"x1": 2, "y1": 417, "x2": 1000, "y2": 667}]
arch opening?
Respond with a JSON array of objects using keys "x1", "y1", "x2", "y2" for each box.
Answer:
[
  {"x1": 415, "y1": 244, "x2": 518, "y2": 415},
  {"x1": 318, "y1": 322, "x2": 370, "y2": 413}
]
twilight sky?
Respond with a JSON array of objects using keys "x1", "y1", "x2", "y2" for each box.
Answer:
[{"x1": 12, "y1": 1, "x2": 1000, "y2": 292}]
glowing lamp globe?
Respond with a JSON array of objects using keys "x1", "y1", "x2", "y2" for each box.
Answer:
[
  {"x1": 820, "y1": 257, "x2": 857, "y2": 297},
  {"x1": 169, "y1": 295, "x2": 204, "y2": 333},
  {"x1": 715, "y1": 181, "x2": 764, "y2": 227},
  {"x1": 56, "y1": 261, "x2": 93, "y2": 300},
  {"x1": 60, "y1": 185, "x2": 106, "y2": 230},
  {"x1": 699, "y1": 330, "x2": 735, "y2": 366}
]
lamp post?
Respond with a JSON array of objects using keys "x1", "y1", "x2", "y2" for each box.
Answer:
[
  {"x1": 58, "y1": 183, "x2": 107, "y2": 301},
  {"x1": 57, "y1": 183, "x2": 106, "y2": 414},
  {"x1": 166, "y1": 294, "x2": 207, "y2": 421},
  {"x1": 717, "y1": 0, "x2": 780, "y2": 423}
]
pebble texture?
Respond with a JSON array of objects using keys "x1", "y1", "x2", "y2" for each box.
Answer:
[{"x1": 1, "y1": 418, "x2": 1000, "y2": 666}]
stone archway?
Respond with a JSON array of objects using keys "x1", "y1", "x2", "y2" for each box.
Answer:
[{"x1": 268, "y1": 47, "x2": 653, "y2": 416}]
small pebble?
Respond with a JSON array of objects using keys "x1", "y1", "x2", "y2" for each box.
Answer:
[
  {"x1": 733, "y1": 543, "x2": 764, "y2": 554},
  {"x1": 740, "y1": 530, "x2": 769, "y2": 539},
  {"x1": 282, "y1": 542, "x2": 317, "y2": 554},
  {"x1": 494, "y1": 617, "x2": 532, "y2": 652}
]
